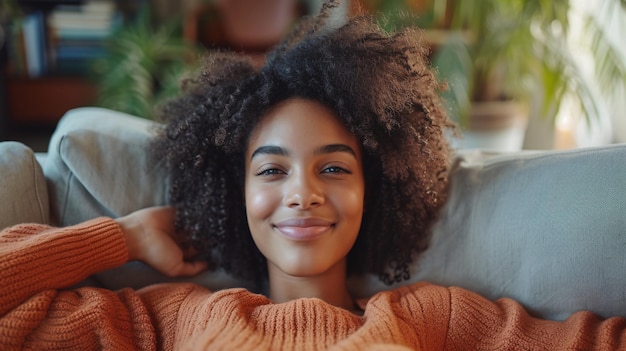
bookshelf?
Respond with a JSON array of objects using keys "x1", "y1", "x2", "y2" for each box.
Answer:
[
  {"x1": 1, "y1": 0, "x2": 121, "y2": 131},
  {"x1": 6, "y1": 75, "x2": 96, "y2": 124}
]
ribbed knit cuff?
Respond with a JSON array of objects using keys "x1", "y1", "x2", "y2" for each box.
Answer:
[
  {"x1": 58, "y1": 217, "x2": 130, "y2": 276},
  {"x1": 0, "y1": 218, "x2": 128, "y2": 315}
]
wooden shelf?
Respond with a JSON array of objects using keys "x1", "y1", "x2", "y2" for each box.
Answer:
[{"x1": 6, "y1": 76, "x2": 97, "y2": 125}]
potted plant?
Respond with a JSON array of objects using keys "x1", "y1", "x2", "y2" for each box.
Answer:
[
  {"x1": 92, "y1": 7, "x2": 202, "y2": 120},
  {"x1": 430, "y1": 0, "x2": 626, "y2": 150}
]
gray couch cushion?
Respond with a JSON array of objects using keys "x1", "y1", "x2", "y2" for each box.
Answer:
[
  {"x1": 353, "y1": 145, "x2": 626, "y2": 321},
  {"x1": 44, "y1": 107, "x2": 626, "y2": 321},
  {"x1": 44, "y1": 107, "x2": 168, "y2": 227},
  {"x1": 0, "y1": 142, "x2": 49, "y2": 229},
  {"x1": 419, "y1": 146, "x2": 626, "y2": 320}
]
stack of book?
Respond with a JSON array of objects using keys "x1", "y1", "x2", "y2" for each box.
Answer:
[
  {"x1": 48, "y1": 0, "x2": 120, "y2": 75},
  {"x1": 8, "y1": 0, "x2": 120, "y2": 77}
]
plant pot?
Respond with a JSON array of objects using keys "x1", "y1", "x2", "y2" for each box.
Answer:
[
  {"x1": 453, "y1": 100, "x2": 528, "y2": 151},
  {"x1": 215, "y1": 0, "x2": 298, "y2": 51}
]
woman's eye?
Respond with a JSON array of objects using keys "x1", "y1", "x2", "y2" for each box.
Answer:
[
  {"x1": 322, "y1": 166, "x2": 351, "y2": 174},
  {"x1": 255, "y1": 168, "x2": 285, "y2": 176}
]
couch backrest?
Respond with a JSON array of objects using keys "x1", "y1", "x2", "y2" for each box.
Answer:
[{"x1": 42, "y1": 107, "x2": 626, "y2": 321}]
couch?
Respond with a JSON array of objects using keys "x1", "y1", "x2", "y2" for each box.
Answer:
[{"x1": 2, "y1": 107, "x2": 625, "y2": 322}]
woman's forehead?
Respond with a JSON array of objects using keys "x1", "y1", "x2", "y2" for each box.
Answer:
[{"x1": 246, "y1": 98, "x2": 360, "y2": 157}]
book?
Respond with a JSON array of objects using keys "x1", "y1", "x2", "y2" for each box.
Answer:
[
  {"x1": 6, "y1": 20, "x2": 27, "y2": 76},
  {"x1": 21, "y1": 11, "x2": 48, "y2": 77},
  {"x1": 46, "y1": 0, "x2": 119, "y2": 75},
  {"x1": 48, "y1": 0, "x2": 116, "y2": 31}
]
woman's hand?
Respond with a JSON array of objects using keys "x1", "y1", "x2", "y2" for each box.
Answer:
[{"x1": 115, "y1": 206, "x2": 207, "y2": 277}]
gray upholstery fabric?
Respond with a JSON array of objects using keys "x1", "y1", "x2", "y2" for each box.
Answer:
[
  {"x1": 44, "y1": 107, "x2": 168, "y2": 227},
  {"x1": 0, "y1": 142, "x2": 49, "y2": 229},
  {"x1": 26, "y1": 107, "x2": 626, "y2": 320},
  {"x1": 352, "y1": 145, "x2": 626, "y2": 321},
  {"x1": 416, "y1": 146, "x2": 626, "y2": 320}
]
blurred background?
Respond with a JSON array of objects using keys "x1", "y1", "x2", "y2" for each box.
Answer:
[{"x1": 1, "y1": 0, "x2": 625, "y2": 152}]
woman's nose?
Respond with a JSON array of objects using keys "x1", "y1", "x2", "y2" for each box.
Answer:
[{"x1": 283, "y1": 171, "x2": 324, "y2": 209}]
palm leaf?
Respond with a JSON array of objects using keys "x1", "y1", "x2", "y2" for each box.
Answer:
[{"x1": 431, "y1": 0, "x2": 625, "y2": 128}]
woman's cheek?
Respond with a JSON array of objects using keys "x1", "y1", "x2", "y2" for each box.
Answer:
[
  {"x1": 349, "y1": 194, "x2": 365, "y2": 231},
  {"x1": 337, "y1": 186, "x2": 365, "y2": 219},
  {"x1": 246, "y1": 187, "x2": 279, "y2": 221}
]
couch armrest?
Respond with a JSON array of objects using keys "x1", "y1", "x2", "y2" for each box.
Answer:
[
  {"x1": 44, "y1": 107, "x2": 167, "y2": 226},
  {"x1": 0, "y1": 141, "x2": 49, "y2": 229}
]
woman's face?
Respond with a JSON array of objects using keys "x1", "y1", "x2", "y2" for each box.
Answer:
[{"x1": 245, "y1": 98, "x2": 365, "y2": 279}]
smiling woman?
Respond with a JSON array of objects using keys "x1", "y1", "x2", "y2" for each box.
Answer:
[
  {"x1": 244, "y1": 98, "x2": 364, "y2": 310},
  {"x1": 155, "y1": 0, "x2": 452, "y2": 289},
  {"x1": 2, "y1": 0, "x2": 626, "y2": 349}
]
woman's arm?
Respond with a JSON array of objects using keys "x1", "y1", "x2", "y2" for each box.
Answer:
[
  {"x1": 0, "y1": 207, "x2": 207, "y2": 350},
  {"x1": 0, "y1": 218, "x2": 128, "y2": 316},
  {"x1": 444, "y1": 285, "x2": 626, "y2": 350},
  {"x1": 395, "y1": 283, "x2": 626, "y2": 350}
]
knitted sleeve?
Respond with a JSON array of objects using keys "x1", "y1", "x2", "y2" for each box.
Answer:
[
  {"x1": 0, "y1": 218, "x2": 160, "y2": 350},
  {"x1": 443, "y1": 285, "x2": 626, "y2": 350}
]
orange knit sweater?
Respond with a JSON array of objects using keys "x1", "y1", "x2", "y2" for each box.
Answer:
[{"x1": 1, "y1": 218, "x2": 625, "y2": 350}]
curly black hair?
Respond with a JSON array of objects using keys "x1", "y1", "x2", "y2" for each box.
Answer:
[{"x1": 152, "y1": 0, "x2": 454, "y2": 288}]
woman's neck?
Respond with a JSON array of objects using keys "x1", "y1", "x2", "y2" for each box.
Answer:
[{"x1": 267, "y1": 259, "x2": 357, "y2": 313}]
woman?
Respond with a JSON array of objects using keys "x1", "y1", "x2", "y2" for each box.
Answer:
[{"x1": 1, "y1": 1, "x2": 624, "y2": 349}]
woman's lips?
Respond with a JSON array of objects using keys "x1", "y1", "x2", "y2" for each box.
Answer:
[{"x1": 273, "y1": 218, "x2": 334, "y2": 241}]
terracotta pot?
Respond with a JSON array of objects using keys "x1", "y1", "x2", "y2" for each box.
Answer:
[
  {"x1": 215, "y1": 0, "x2": 298, "y2": 50},
  {"x1": 469, "y1": 100, "x2": 528, "y2": 131}
]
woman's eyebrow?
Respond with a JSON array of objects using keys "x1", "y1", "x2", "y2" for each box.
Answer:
[
  {"x1": 250, "y1": 145, "x2": 288, "y2": 160},
  {"x1": 315, "y1": 144, "x2": 357, "y2": 158},
  {"x1": 250, "y1": 144, "x2": 357, "y2": 160}
]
